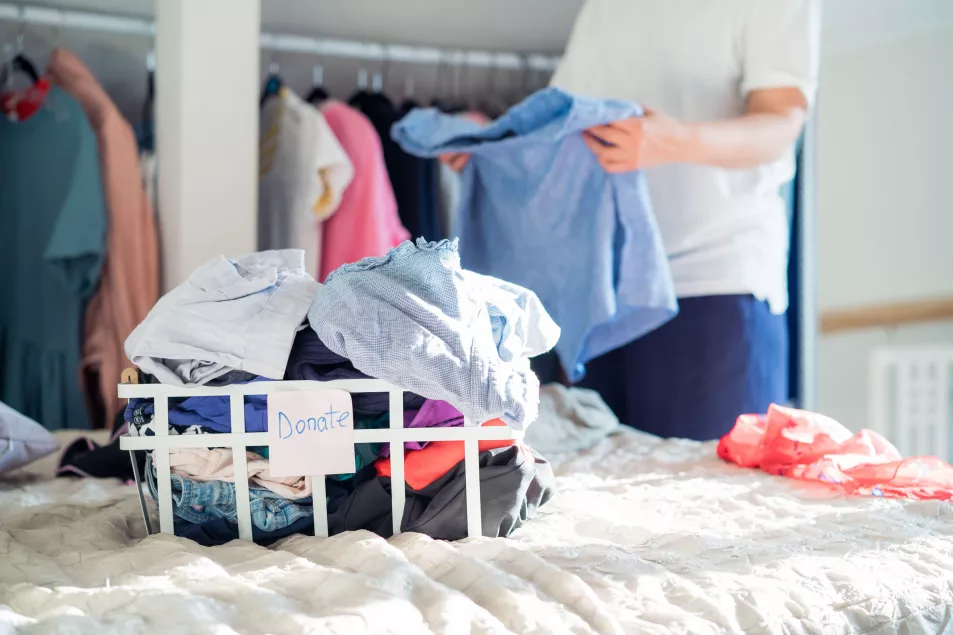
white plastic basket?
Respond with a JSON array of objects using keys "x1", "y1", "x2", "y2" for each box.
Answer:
[{"x1": 118, "y1": 379, "x2": 521, "y2": 540}]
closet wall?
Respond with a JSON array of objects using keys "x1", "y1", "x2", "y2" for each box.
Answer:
[{"x1": 816, "y1": 22, "x2": 953, "y2": 429}]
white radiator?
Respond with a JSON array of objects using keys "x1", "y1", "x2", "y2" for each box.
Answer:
[{"x1": 869, "y1": 347, "x2": 953, "y2": 461}]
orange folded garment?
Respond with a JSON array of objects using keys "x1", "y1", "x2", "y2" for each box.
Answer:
[
  {"x1": 718, "y1": 403, "x2": 953, "y2": 500},
  {"x1": 375, "y1": 419, "x2": 530, "y2": 490}
]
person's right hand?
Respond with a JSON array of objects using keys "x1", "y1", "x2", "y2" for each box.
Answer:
[
  {"x1": 438, "y1": 111, "x2": 490, "y2": 172},
  {"x1": 440, "y1": 152, "x2": 471, "y2": 172}
]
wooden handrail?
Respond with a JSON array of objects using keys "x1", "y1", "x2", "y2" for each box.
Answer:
[{"x1": 820, "y1": 295, "x2": 953, "y2": 334}]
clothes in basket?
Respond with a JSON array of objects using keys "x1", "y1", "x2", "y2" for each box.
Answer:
[
  {"x1": 308, "y1": 238, "x2": 560, "y2": 430},
  {"x1": 145, "y1": 454, "x2": 313, "y2": 531},
  {"x1": 125, "y1": 250, "x2": 319, "y2": 386},
  {"x1": 122, "y1": 247, "x2": 556, "y2": 544}
]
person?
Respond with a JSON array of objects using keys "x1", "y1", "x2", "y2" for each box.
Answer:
[{"x1": 444, "y1": 0, "x2": 821, "y2": 441}]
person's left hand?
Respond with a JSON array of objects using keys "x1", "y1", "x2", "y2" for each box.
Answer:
[{"x1": 583, "y1": 108, "x2": 688, "y2": 173}]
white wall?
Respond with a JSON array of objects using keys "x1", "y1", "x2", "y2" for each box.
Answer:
[{"x1": 816, "y1": 26, "x2": 953, "y2": 431}]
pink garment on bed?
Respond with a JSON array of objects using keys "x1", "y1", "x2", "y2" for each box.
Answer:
[
  {"x1": 318, "y1": 100, "x2": 409, "y2": 282},
  {"x1": 718, "y1": 403, "x2": 953, "y2": 500}
]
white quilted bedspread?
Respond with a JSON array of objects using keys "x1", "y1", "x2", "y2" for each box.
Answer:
[{"x1": 2, "y1": 429, "x2": 953, "y2": 635}]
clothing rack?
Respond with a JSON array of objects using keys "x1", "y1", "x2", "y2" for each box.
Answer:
[
  {"x1": 0, "y1": 2, "x2": 560, "y2": 71},
  {"x1": 2, "y1": 0, "x2": 561, "y2": 293}
]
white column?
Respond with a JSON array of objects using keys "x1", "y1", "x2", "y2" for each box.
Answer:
[{"x1": 155, "y1": 0, "x2": 260, "y2": 290}]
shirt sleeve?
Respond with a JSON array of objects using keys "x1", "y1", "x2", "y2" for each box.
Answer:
[{"x1": 741, "y1": 0, "x2": 821, "y2": 108}]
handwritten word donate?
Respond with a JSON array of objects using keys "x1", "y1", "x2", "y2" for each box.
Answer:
[
  {"x1": 278, "y1": 406, "x2": 350, "y2": 438},
  {"x1": 267, "y1": 389, "x2": 355, "y2": 477}
]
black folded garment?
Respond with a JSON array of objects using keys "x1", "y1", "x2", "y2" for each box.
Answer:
[
  {"x1": 57, "y1": 411, "x2": 144, "y2": 482},
  {"x1": 327, "y1": 446, "x2": 556, "y2": 540},
  {"x1": 284, "y1": 328, "x2": 426, "y2": 414}
]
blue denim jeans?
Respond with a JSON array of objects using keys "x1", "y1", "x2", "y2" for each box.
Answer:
[{"x1": 146, "y1": 455, "x2": 313, "y2": 531}]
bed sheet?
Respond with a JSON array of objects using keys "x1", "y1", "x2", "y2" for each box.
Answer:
[{"x1": 2, "y1": 428, "x2": 952, "y2": 634}]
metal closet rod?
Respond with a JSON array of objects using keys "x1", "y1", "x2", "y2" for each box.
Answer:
[{"x1": 0, "y1": 2, "x2": 560, "y2": 71}]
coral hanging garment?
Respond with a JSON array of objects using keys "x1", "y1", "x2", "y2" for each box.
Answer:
[{"x1": 718, "y1": 404, "x2": 953, "y2": 500}]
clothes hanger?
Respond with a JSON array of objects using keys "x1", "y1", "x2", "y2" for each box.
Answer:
[
  {"x1": 259, "y1": 59, "x2": 283, "y2": 107},
  {"x1": 451, "y1": 53, "x2": 471, "y2": 113},
  {"x1": 140, "y1": 51, "x2": 156, "y2": 152},
  {"x1": 400, "y1": 75, "x2": 416, "y2": 110},
  {"x1": 431, "y1": 54, "x2": 452, "y2": 111},
  {"x1": 371, "y1": 49, "x2": 394, "y2": 106},
  {"x1": 305, "y1": 62, "x2": 328, "y2": 104},
  {"x1": 477, "y1": 55, "x2": 505, "y2": 120},
  {"x1": 0, "y1": 29, "x2": 40, "y2": 89}
]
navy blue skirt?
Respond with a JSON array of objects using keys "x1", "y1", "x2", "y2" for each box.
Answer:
[{"x1": 572, "y1": 294, "x2": 789, "y2": 441}]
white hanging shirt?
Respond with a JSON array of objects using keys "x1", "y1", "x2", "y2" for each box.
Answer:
[
  {"x1": 551, "y1": 0, "x2": 820, "y2": 313},
  {"x1": 259, "y1": 88, "x2": 354, "y2": 278}
]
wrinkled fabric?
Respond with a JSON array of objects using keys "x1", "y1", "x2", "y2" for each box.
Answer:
[
  {"x1": 308, "y1": 238, "x2": 559, "y2": 430},
  {"x1": 378, "y1": 398, "x2": 464, "y2": 458},
  {"x1": 376, "y1": 418, "x2": 516, "y2": 489},
  {"x1": 329, "y1": 445, "x2": 555, "y2": 540},
  {"x1": 718, "y1": 404, "x2": 953, "y2": 500},
  {"x1": 125, "y1": 377, "x2": 269, "y2": 434},
  {"x1": 522, "y1": 384, "x2": 620, "y2": 455},
  {"x1": 49, "y1": 49, "x2": 159, "y2": 430},
  {"x1": 283, "y1": 327, "x2": 426, "y2": 414},
  {"x1": 0, "y1": 400, "x2": 60, "y2": 474},
  {"x1": 56, "y1": 414, "x2": 137, "y2": 481},
  {"x1": 393, "y1": 87, "x2": 677, "y2": 382},
  {"x1": 145, "y1": 455, "x2": 313, "y2": 531},
  {"x1": 125, "y1": 250, "x2": 319, "y2": 386},
  {"x1": 168, "y1": 447, "x2": 311, "y2": 500}
]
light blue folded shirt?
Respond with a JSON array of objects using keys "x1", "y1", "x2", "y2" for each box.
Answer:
[
  {"x1": 392, "y1": 87, "x2": 678, "y2": 382},
  {"x1": 308, "y1": 239, "x2": 560, "y2": 430}
]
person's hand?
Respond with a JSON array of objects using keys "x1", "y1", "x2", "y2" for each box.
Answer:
[
  {"x1": 438, "y1": 111, "x2": 491, "y2": 173},
  {"x1": 583, "y1": 108, "x2": 691, "y2": 173},
  {"x1": 439, "y1": 152, "x2": 472, "y2": 172}
]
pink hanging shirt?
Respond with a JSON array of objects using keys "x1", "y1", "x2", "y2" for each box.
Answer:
[{"x1": 318, "y1": 101, "x2": 409, "y2": 281}]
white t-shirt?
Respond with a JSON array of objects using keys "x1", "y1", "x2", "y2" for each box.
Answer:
[
  {"x1": 259, "y1": 88, "x2": 354, "y2": 278},
  {"x1": 551, "y1": 0, "x2": 820, "y2": 313}
]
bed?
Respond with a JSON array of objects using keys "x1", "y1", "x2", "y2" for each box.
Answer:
[{"x1": 2, "y1": 428, "x2": 952, "y2": 634}]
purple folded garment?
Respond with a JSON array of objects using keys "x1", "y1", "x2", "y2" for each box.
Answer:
[
  {"x1": 379, "y1": 398, "x2": 464, "y2": 457},
  {"x1": 284, "y1": 328, "x2": 426, "y2": 413}
]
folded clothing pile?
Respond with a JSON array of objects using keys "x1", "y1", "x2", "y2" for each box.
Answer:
[{"x1": 124, "y1": 242, "x2": 559, "y2": 545}]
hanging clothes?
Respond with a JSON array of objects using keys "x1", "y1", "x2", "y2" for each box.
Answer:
[
  {"x1": 259, "y1": 87, "x2": 353, "y2": 278},
  {"x1": 349, "y1": 92, "x2": 441, "y2": 240},
  {"x1": 316, "y1": 100, "x2": 409, "y2": 281},
  {"x1": 47, "y1": 49, "x2": 159, "y2": 430},
  {"x1": 0, "y1": 70, "x2": 107, "y2": 430}
]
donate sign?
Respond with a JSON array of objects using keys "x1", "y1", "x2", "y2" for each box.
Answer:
[{"x1": 267, "y1": 390, "x2": 356, "y2": 477}]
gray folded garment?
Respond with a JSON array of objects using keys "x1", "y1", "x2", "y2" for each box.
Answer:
[
  {"x1": 522, "y1": 384, "x2": 620, "y2": 455},
  {"x1": 125, "y1": 250, "x2": 319, "y2": 386}
]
